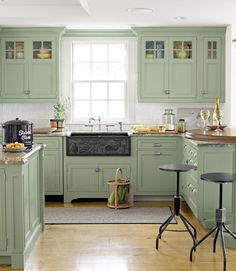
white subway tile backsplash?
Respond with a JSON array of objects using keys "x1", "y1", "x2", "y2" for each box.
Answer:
[{"x1": 0, "y1": 101, "x2": 221, "y2": 131}]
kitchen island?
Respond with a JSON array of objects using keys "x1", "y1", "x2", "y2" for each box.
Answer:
[
  {"x1": 0, "y1": 144, "x2": 45, "y2": 269},
  {"x1": 185, "y1": 128, "x2": 236, "y2": 248}
]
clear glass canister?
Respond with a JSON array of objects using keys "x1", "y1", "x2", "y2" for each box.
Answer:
[
  {"x1": 178, "y1": 119, "x2": 186, "y2": 133},
  {"x1": 163, "y1": 109, "x2": 175, "y2": 130}
]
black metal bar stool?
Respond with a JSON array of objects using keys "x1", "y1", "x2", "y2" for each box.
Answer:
[
  {"x1": 156, "y1": 164, "x2": 197, "y2": 250},
  {"x1": 190, "y1": 172, "x2": 236, "y2": 271}
]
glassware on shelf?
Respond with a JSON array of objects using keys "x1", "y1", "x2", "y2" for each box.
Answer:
[{"x1": 200, "y1": 109, "x2": 210, "y2": 131}]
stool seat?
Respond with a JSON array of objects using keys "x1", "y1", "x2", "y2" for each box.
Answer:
[
  {"x1": 159, "y1": 164, "x2": 197, "y2": 172},
  {"x1": 201, "y1": 172, "x2": 236, "y2": 184}
]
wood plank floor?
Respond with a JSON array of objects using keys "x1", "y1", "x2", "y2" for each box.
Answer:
[{"x1": 1, "y1": 201, "x2": 236, "y2": 271}]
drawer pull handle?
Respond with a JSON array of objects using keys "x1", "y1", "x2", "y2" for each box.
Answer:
[
  {"x1": 153, "y1": 143, "x2": 161, "y2": 147},
  {"x1": 154, "y1": 152, "x2": 162, "y2": 155}
]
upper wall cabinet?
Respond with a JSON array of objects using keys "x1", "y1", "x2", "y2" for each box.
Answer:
[
  {"x1": 0, "y1": 28, "x2": 65, "y2": 103},
  {"x1": 133, "y1": 27, "x2": 226, "y2": 103}
]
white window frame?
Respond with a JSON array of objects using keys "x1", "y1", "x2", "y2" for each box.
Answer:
[{"x1": 62, "y1": 36, "x2": 136, "y2": 124}]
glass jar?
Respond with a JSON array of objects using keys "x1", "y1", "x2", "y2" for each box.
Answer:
[
  {"x1": 163, "y1": 109, "x2": 175, "y2": 130},
  {"x1": 178, "y1": 119, "x2": 186, "y2": 133}
]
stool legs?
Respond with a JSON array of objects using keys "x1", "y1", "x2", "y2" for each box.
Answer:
[
  {"x1": 190, "y1": 183, "x2": 236, "y2": 271},
  {"x1": 156, "y1": 171, "x2": 197, "y2": 250}
]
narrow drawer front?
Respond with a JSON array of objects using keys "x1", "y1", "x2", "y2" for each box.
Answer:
[
  {"x1": 34, "y1": 137, "x2": 62, "y2": 149},
  {"x1": 137, "y1": 139, "x2": 177, "y2": 149}
]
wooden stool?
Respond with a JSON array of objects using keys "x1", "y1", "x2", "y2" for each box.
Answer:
[
  {"x1": 156, "y1": 164, "x2": 197, "y2": 249},
  {"x1": 190, "y1": 172, "x2": 236, "y2": 271}
]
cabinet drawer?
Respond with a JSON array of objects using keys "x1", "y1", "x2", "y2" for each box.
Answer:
[
  {"x1": 137, "y1": 138, "x2": 177, "y2": 149},
  {"x1": 34, "y1": 137, "x2": 62, "y2": 149}
]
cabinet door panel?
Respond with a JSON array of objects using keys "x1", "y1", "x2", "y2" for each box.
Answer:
[
  {"x1": 137, "y1": 150, "x2": 176, "y2": 193},
  {"x1": 99, "y1": 164, "x2": 130, "y2": 192},
  {"x1": 2, "y1": 63, "x2": 27, "y2": 98},
  {"x1": 202, "y1": 38, "x2": 222, "y2": 99},
  {"x1": 141, "y1": 63, "x2": 168, "y2": 99},
  {"x1": 169, "y1": 37, "x2": 196, "y2": 98},
  {"x1": 169, "y1": 63, "x2": 196, "y2": 98},
  {"x1": 0, "y1": 169, "x2": 7, "y2": 251},
  {"x1": 29, "y1": 63, "x2": 56, "y2": 98},
  {"x1": 44, "y1": 150, "x2": 62, "y2": 194},
  {"x1": 66, "y1": 164, "x2": 98, "y2": 192}
]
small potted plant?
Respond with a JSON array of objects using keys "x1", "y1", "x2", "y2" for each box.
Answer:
[{"x1": 50, "y1": 102, "x2": 66, "y2": 132}]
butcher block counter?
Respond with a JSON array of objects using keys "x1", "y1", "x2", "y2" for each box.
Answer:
[{"x1": 0, "y1": 144, "x2": 45, "y2": 269}]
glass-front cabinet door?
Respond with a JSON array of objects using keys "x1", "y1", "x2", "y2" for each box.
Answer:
[
  {"x1": 4, "y1": 40, "x2": 25, "y2": 60},
  {"x1": 173, "y1": 40, "x2": 193, "y2": 59},
  {"x1": 32, "y1": 40, "x2": 52, "y2": 59},
  {"x1": 144, "y1": 40, "x2": 165, "y2": 59},
  {"x1": 139, "y1": 37, "x2": 169, "y2": 100},
  {"x1": 198, "y1": 37, "x2": 222, "y2": 100},
  {"x1": 169, "y1": 37, "x2": 197, "y2": 99}
]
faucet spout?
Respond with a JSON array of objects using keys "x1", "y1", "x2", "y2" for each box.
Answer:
[{"x1": 89, "y1": 117, "x2": 95, "y2": 123}]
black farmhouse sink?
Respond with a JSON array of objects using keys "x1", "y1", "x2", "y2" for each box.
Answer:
[
  {"x1": 70, "y1": 132, "x2": 129, "y2": 137},
  {"x1": 67, "y1": 132, "x2": 130, "y2": 156}
]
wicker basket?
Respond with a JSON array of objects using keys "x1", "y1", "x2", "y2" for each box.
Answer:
[{"x1": 107, "y1": 168, "x2": 131, "y2": 209}]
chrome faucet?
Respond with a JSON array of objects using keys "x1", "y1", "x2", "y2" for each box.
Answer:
[
  {"x1": 118, "y1": 122, "x2": 123, "y2": 132},
  {"x1": 88, "y1": 117, "x2": 101, "y2": 131},
  {"x1": 89, "y1": 117, "x2": 95, "y2": 123}
]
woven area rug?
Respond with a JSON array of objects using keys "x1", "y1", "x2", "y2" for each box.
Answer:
[{"x1": 44, "y1": 206, "x2": 176, "y2": 224}]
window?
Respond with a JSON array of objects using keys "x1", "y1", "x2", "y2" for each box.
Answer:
[{"x1": 62, "y1": 37, "x2": 136, "y2": 123}]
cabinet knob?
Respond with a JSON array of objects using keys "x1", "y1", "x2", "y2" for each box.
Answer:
[
  {"x1": 164, "y1": 89, "x2": 170, "y2": 95},
  {"x1": 95, "y1": 168, "x2": 100, "y2": 172},
  {"x1": 24, "y1": 90, "x2": 30, "y2": 95}
]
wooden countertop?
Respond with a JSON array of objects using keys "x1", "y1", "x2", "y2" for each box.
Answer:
[{"x1": 185, "y1": 128, "x2": 236, "y2": 144}]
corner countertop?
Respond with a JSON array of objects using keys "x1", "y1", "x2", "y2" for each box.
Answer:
[
  {"x1": 0, "y1": 144, "x2": 45, "y2": 165},
  {"x1": 185, "y1": 128, "x2": 236, "y2": 144}
]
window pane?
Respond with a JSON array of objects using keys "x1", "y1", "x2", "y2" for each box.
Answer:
[
  {"x1": 109, "y1": 63, "x2": 126, "y2": 80},
  {"x1": 109, "y1": 44, "x2": 126, "y2": 61},
  {"x1": 74, "y1": 101, "x2": 90, "y2": 118},
  {"x1": 109, "y1": 101, "x2": 125, "y2": 118},
  {"x1": 92, "y1": 63, "x2": 107, "y2": 79},
  {"x1": 92, "y1": 44, "x2": 107, "y2": 61},
  {"x1": 109, "y1": 82, "x2": 125, "y2": 99},
  {"x1": 73, "y1": 63, "x2": 91, "y2": 80},
  {"x1": 92, "y1": 83, "x2": 107, "y2": 100},
  {"x1": 74, "y1": 83, "x2": 90, "y2": 100},
  {"x1": 73, "y1": 44, "x2": 90, "y2": 61},
  {"x1": 91, "y1": 101, "x2": 107, "y2": 117}
]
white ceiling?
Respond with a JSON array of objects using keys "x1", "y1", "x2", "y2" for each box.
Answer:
[{"x1": 0, "y1": 0, "x2": 236, "y2": 29}]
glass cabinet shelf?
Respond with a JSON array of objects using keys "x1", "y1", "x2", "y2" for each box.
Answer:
[
  {"x1": 173, "y1": 41, "x2": 192, "y2": 59},
  {"x1": 33, "y1": 41, "x2": 52, "y2": 59},
  {"x1": 145, "y1": 41, "x2": 165, "y2": 59},
  {"x1": 5, "y1": 41, "x2": 25, "y2": 59}
]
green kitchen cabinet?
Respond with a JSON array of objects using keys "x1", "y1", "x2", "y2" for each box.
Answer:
[
  {"x1": 182, "y1": 138, "x2": 235, "y2": 228},
  {"x1": 197, "y1": 36, "x2": 225, "y2": 101},
  {"x1": 0, "y1": 169, "x2": 7, "y2": 252},
  {"x1": 34, "y1": 136, "x2": 63, "y2": 195},
  {"x1": 63, "y1": 136, "x2": 135, "y2": 202},
  {"x1": 0, "y1": 28, "x2": 64, "y2": 102},
  {"x1": 133, "y1": 27, "x2": 226, "y2": 103},
  {"x1": 0, "y1": 147, "x2": 44, "y2": 269},
  {"x1": 138, "y1": 36, "x2": 196, "y2": 101},
  {"x1": 64, "y1": 162, "x2": 131, "y2": 202},
  {"x1": 134, "y1": 136, "x2": 180, "y2": 195}
]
